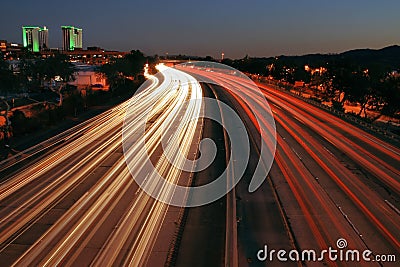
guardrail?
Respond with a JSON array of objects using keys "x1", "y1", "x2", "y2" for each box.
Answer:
[{"x1": 211, "y1": 86, "x2": 239, "y2": 267}]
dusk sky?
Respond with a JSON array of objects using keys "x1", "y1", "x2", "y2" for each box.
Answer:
[{"x1": 1, "y1": 0, "x2": 399, "y2": 58}]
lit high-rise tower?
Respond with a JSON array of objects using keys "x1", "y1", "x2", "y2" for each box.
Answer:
[
  {"x1": 22, "y1": 26, "x2": 40, "y2": 52},
  {"x1": 62, "y1": 26, "x2": 83, "y2": 51},
  {"x1": 39, "y1": 26, "x2": 49, "y2": 50},
  {"x1": 22, "y1": 26, "x2": 49, "y2": 52}
]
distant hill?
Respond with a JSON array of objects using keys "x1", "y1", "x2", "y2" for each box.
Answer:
[
  {"x1": 274, "y1": 45, "x2": 400, "y2": 68},
  {"x1": 340, "y1": 45, "x2": 400, "y2": 57},
  {"x1": 338, "y1": 45, "x2": 400, "y2": 67},
  {"x1": 226, "y1": 45, "x2": 400, "y2": 75}
]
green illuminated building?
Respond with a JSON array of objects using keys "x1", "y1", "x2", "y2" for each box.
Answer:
[
  {"x1": 62, "y1": 26, "x2": 83, "y2": 51},
  {"x1": 22, "y1": 26, "x2": 48, "y2": 52}
]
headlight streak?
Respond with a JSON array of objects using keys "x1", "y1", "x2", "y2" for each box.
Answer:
[
  {"x1": 5, "y1": 62, "x2": 276, "y2": 266},
  {"x1": 124, "y1": 62, "x2": 274, "y2": 208}
]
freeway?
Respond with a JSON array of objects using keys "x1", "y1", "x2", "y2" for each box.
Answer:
[
  {"x1": 178, "y1": 64, "x2": 399, "y2": 266},
  {"x1": 0, "y1": 65, "x2": 203, "y2": 266},
  {"x1": 0, "y1": 62, "x2": 399, "y2": 267}
]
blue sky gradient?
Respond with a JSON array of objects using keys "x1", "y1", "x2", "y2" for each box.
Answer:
[{"x1": 1, "y1": 0, "x2": 399, "y2": 58}]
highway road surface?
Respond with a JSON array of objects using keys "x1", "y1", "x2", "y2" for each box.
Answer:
[
  {"x1": 0, "y1": 63, "x2": 399, "y2": 266},
  {"x1": 178, "y1": 64, "x2": 399, "y2": 267},
  {"x1": 0, "y1": 65, "x2": 203, "y2": 266}
]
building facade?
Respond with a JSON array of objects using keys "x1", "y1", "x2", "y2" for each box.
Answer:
[
  {"x1": 22, "y1": 26, "x2": 40, "y2": 52},
  {"x1": 22, "y1": 26, "x2": 48, "y2": 52},
  {"x1": 39, "y1": 26, "x2": 49, "y2": 50},
  {"x1": 62, "y1": 26, "x2": 83, "y2": 51}
]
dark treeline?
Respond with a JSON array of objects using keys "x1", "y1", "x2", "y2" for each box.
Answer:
[
  {"x1": 99, "y1": 50, "x2": 154, "y2": 91},
  {"x1": 221, "y1": 45, "x2": 400, "y2": 120}
]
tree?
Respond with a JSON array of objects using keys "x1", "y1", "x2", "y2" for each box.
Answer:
[
  {"x1": 293, "y1": 67, "x2": 311, "y2": 84},
  {"x1": 18, "y1": 58, "x2": 39, "y2": 92},
  {"x1": 309, "y1": 68, "x2": 332, "y2": 101},
  {"x1": 98, "y1": 50, "x2": 147, "y2": 91},
  {"x1": 346, "y1": 72, "x2": 373, "y2": 117},
  {"x1": 0, "y1": 59, "x2": 19, "y2": 146},
  {"x1": 379, "y1": 75, "x2": 400, "y2": 118},
  {"x1": 34, "y1": 53, "x2": 75, "y2": 106}
]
